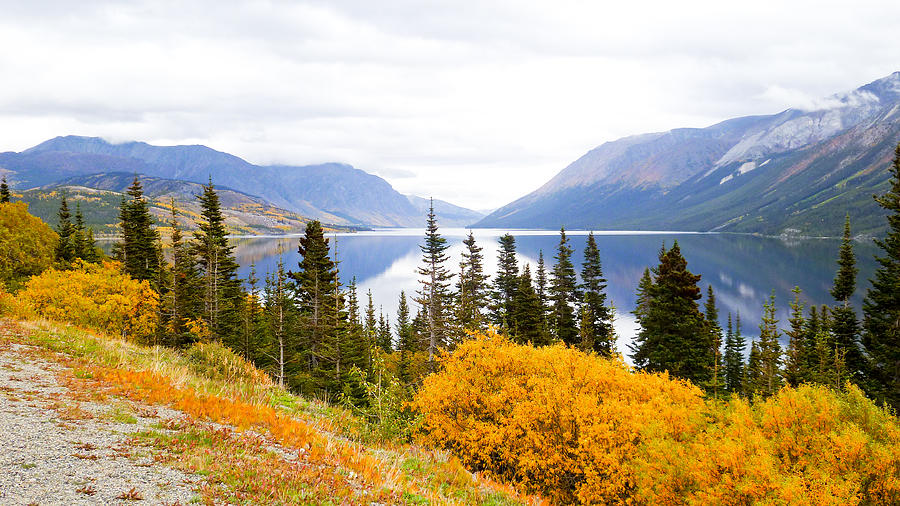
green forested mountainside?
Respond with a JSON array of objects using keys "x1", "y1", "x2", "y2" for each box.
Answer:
[
  {"x1": 15, "y1": 174, "x2": 313, "y2": 235},
  {"x1": 476, "y1": 72, "x2": 900, "y2": 237}
]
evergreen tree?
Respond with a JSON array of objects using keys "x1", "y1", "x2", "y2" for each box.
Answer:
[
  {"x1": 415, "y1": 200, "x2": 455, "y2": 365},
  {"x1": 746, "y1": 340, "x2": 763, "y2": 397},
  {"x1": 396, "y1": 291, "x2": 416, "y2": 385},
  {"x1": 491, "y1": 233, "x2": 519, "y2": 331},
  {"x1": 116, "y1": 177, "x2": 163, "y2": 285},
  {"x1": 704, "y1": 285, "x2": 723, "y2": 397},
  {"x1": 863, "y1": 144, "x2": 900, "y2": 408},
  {"x1": 535, "y1": 250, "x2": 550, "y2": 334},
  {"x1": 830, "y1": 214, "x2": 866, "y2": 385},
  {"x1": 783, "y1": 287, "x2": 808, "y2": 387},
  {"x1": 549, "y1": 228, "x2": 579, "y2": 346},
  {"x1": 632, "y1": 267, "x2": 654, "y2": 326},
  {"x1": 580, "y1": 232, "x2": 615, "y2": 355},
  {"x1": 365, "y1": 289, "x2": 377, "y2": 352},
  {"x1": 344, "y1": 277, "x2": 369, "y2": 373},
  {"x1": 166, "y1": 204, "x2": 202, "y2": 347},
  {"x1": 630, "y1": 242, "x2": 712, "y2": 385},
  {"x1": 264, "y1": 256, "x2": 296, "y2": 389},
  {"x1": 378, "y1": 310, "x2": 392, "y2": 352},
  {"x1": 193, "y1": 179, "x2": 241, "y2": 343},
  {"x1": 242, "y1": 264, "x2": 264, "y2": 361},
  {"x1": 753, "y1": 293, "x2": 783, "y2": 397},
  {"x1": 72, "y1": 204, "x2": 99, "y2": 262},
  {"x1": 723, "y1": 313, "x2": 745, "y2": 394},
  {"x1": 511, "y1": 264, "x2": 546, "y2": 345},
  {"x1": 456, "y1": 231, "x2": 490, "y2": 332},
  {"x1": 0, "y1": 176, "x2": 10, "y2": 203},
  {"x1": 290, "y1": 220, "x2": 338, "y2": 391},
  {"x1": 54, "y1": 193, "x2": 77, "y2": 263},
  {"x1": 329, "y1": 245, "x2": 367, "y2": 403}
]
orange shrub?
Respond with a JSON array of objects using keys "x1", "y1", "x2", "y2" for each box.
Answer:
[
  {"x1": 414, "y1": 331, "x2": 705, "y2": 504},
  {"x1": 414, "y1": 331, "x2": 900, "y2": 505},
  {"x1": 15, "y1": 260, "x2": 158, "y2": 340}
]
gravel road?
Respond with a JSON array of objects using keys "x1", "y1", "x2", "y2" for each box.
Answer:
[{"x1": 0, "y1": 342, "x2": 201, "y2": 505}]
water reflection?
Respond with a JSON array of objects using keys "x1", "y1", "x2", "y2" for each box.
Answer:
[{"x1": 232, "y1": 229, "x2": 879, "y2": 356}]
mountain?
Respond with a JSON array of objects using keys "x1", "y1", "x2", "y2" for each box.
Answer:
[
  {"x1": 18, "y1": 173, "x2": 317, "y2": 236},
  {"x1": 475, "y1": 72, "x2": 900, "y2": 236},
  {"x1": 0, "y1": 138, "x2": 476, "y2": 228},
  {"x1": 405, "y1": 195, "x2": 485, "y2": 227}
]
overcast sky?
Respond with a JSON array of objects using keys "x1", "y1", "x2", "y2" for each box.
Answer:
[{"x1": 1, "y1": 0, "x2": 899, "y2": 209}]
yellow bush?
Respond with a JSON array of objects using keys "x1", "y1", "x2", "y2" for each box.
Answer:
[
  {"x1": 0, "y1": 201, "x2": 58, "y2": 287},
  {"x1": 16, "y1": 260, "x2": 158, "y2": 340},
  {"x1": 414, "y1": 332, "x2": 900, "y2": 505}
]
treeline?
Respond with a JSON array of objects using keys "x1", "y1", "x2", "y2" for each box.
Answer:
[{"x1": 4, "y1": 142, "x2": 900, "y2": 411}]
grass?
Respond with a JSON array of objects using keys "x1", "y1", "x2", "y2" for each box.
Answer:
[{"x1": 0, "y1": 318, "x2": 543, "y2": 505}]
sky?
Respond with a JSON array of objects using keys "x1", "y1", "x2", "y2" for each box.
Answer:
[{"x1": 1, "y1": 0, "x2": 899, "y2": 210}]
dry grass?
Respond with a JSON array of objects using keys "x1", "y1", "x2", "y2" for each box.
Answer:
[{"x1": 0, "y1": 318, "x2": 542, "y2": 505}]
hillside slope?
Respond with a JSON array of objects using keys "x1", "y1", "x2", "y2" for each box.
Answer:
[
  {"x1": 0, "y1": 318, "x2": 534, "y2": 505},
  {"x1": 0, "y1": 138, "x2": 480, "y2": 228},
  {"x1": 476, "y1": 72, "x2": 900, "y2": 236},
  {"x1": 19, "y1": 173, "x2": 315, "y2": 235}
]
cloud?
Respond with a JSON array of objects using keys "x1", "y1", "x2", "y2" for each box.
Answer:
[{"x1": 0, "y1": 0, "x2": 899, "y2": 209}]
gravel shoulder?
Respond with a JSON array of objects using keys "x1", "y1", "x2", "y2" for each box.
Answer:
[{"x1": 0, "y1": 341, "x2": 201, "y2": 505}]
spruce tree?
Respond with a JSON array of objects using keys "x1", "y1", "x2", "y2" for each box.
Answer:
[
  {"x1": 193, "y1": 179, "x2": 241, "y2": 343},
  {"x1": 242, "y1": 264, "x2": 264, "y2": 361},
  {"x1": 754, "y1": 293, "x2": 783, "y2": 397},
  {"x1": 396, "y1": 291, "x2": 416, "y2": 385},
  {"x1": 491, "y1": 233, "x2": 519, "y2": 332},
  {"x1": 830, "y1": 214, "x2": 865, "y2": 385},
  {"x1": 549, "y1": 228, "x2": 579, "y2": 346},
  {"x1": 329, "y1": 247, "x2": 367, "y2": 402},
  {"x1": 343, "y1": 277, "x2": 370, "y2": 376},
  {"x1": 632, "y1": 267, "x2": 654, "y2": 326},
  {"x1": 536, "y1": 250, "x2": 550, "y2": 334},
  {"x1": 54, "y1": 193, "x2": 77, "y2": 263},
  {"x1": 415, "y1": 200, "x2": 455, "y2": 365},
  {"x1": 264, "y1": 256, "x2": 296, "y2": 389},
  {"x1": 746, "y1": 340, "x2": 763, "y2": 397},
  {"x1": 167, "y1": 204, "x2": 202, "y2": 346},
  {"x1": 580, "y1": 232, "x2": 615, "y2": 355},
  {"x1": 723, "y1": 313, "x2": 746, "y2": 394},
  {"x1": 0, "y1": 176, "x2": 10, "y2": 203},
  {"x1": 365, "y1": 289, "x2": 377, "y2": 352},
  {"x1": 704, "y1": 285, "x2": 722, "y2": 397},
  {"x1": 630, "y1": 242, "x2": 712, "y2": 385},
  {"x1": 116, "y1": 176, "x2": 163, "y2": 286},
  {"x1": 291, "y1": 220, "x2": 338, "y2": 388},
  {"x1": 863, "y1": 143, "x2": 900, "y2": 408},
  {"x1": 378, "y1": 310, "x2": 392, "y2": 352},
  {"x1": 783, "y1": 287, "x2": 808, "y2": 387},
  {"x1": 456, "y1": 231, "x2": 489, "y2": 332},
  {"x1": 511, "y1": 264, "x2": 546, "y2": 346},
  {"x1": 72, "y1": 204, "x2": 99, "y2": 262}
]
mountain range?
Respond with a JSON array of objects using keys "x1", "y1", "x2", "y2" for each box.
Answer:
[
  {"x1": 0, "y1": 137, "x2": 483, "y2": 228},
  {"x1": 476, "y1": 72, "x2": 900, "y2": 236}
]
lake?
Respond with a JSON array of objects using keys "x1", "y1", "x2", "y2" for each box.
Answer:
[{"x1": 231, "y1": 228, "x2": 880, "y2": 357}]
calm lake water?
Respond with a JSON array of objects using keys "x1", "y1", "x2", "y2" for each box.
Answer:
[{"x1": 230, "y1": 228, "x2": 880, "y2": 357}]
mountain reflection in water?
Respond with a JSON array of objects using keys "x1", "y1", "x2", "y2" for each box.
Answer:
[{"x1": 232, "y1": 229, "x2": 879, "y2": 358}]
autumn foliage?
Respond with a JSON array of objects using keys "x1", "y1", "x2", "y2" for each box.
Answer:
[
  {"x1": 415, "y1": 332, "x2": 900, "y2": 505},
  {"x1": 15, "y1": 260, "x2": 158, "y2": 340},
  {"x1": 0, "y1": 201, "x2": 58, "y2": 287}
]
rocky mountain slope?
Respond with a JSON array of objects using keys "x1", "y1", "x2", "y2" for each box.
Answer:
[{"x1": 476, "y1": 72, "x2": 900, "y2": 236}]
